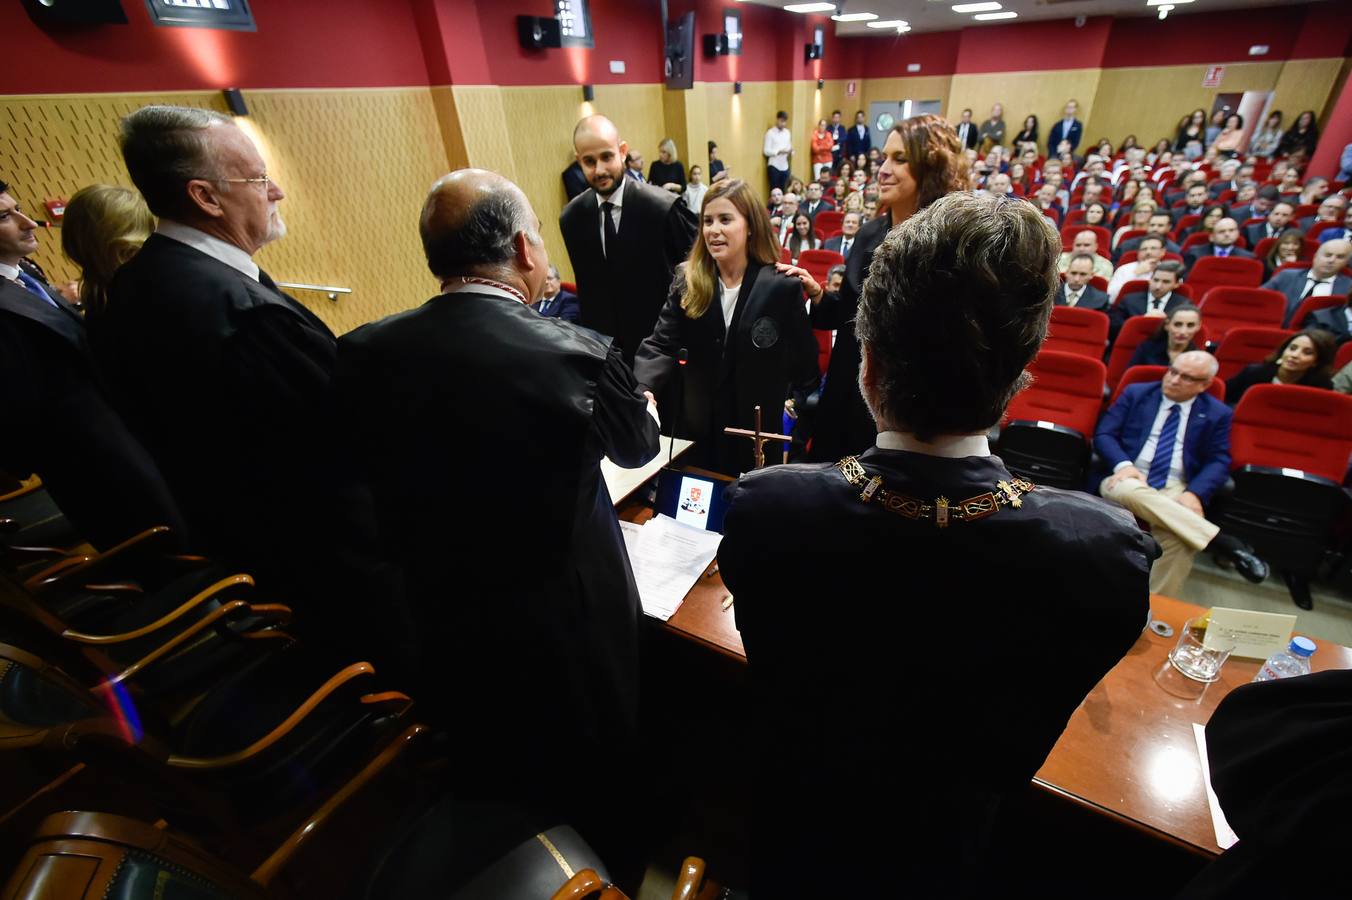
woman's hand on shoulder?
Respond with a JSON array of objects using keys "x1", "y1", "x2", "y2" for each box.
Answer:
[{"x1": 775, "y1": 263, "x2": 823, "y2": 302}]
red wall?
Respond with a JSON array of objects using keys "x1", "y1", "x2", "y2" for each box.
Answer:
[
  {"x1": 858, "y1": 29, "x2": 962, "y2": 78},
  {"x1": 956, "y1": 17, "x2": 1113, "y2": 75},
  {"x1": 1101, "y1": 8, "x2": 1304, "y2": 68}
]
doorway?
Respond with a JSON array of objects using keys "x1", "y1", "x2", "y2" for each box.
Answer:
[{"x1": 868, "y1": 99, "x2": 942, "y2": 150}]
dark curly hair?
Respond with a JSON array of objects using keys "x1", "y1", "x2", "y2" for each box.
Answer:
[{"x1": 891, "y1": 114, "x2": 968, "y2": 211}]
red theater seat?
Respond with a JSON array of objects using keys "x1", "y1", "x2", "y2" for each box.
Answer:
[
  {"x1": 796, "y1": 249, "x2": 844, "y2": 286},
  {"x1": 1188, "y1": 257, "x2": 1265, "y2": 303},
  {"x1": 1112, "y1": 366, "x2": 1224, "y2": 405},
  {"x1": 1335, "y1": 341, "x2": 1352, "y2": 372},
  {"x1": 1212, "y1": 326, "x2": 1296, "y2": 381},
  {"x1": 1044, "y1": 306, "x2": 1109, "y2": 360},
  {"x1": 1198, "y1": 287, "x2": 1286, "y2": 341},
  {"x1": 813, "y1": 210, "x2": 844, "y2": 235},
  {"x1": 561, "y1": 281, "x2": 577, "y2": 295},
  {"x1": 997, "y1": 351, "x2": 1107, "y2": 489},
  {"x1": 1229, "y1": 385, "x2": 1352, "y2": 483},
  {"x1": 1287, "y1": 294, "x2": 1345, "y2": 329}
]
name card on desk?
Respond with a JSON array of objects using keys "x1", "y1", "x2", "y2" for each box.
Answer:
[{"x1": 1204, "y1": 607, "x2": 1296, "y2": 660}]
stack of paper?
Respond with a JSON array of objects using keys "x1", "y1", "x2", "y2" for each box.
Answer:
[{"x1": 619, "y1": 514, "x2": 722, "y2": 621}]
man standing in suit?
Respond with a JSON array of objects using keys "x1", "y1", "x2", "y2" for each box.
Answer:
[
  {"x1": 0, "y1": 178, "x2": 184, "y2": 549},
  {"x1": 1244, "y1": 201, "x2": 1295, "y2": 248},
  {"x1": 561, "y1": 115, "x2": 698, "y2": 365},
  {"x1": 822, "y1": 211, "x2": 861, "y2": 261},
  {"x1": 1116, "y1": 211, "x2": 1181, "y2": 261},
  {"x1": 954, "y1": 108, "x2": 979, "y2": 151},
  {"x1": 844, "y1": 109, "x2": 871, "y2": 160},
  {"x1": 828, "y1": 109, "x2": 847, "y2": 170},
  {"x1": 1184, "y1": 218, "x2": 1254, "y2": 273},
  {"x1": 1096, "y1": 353, "x2": 1267, "y2": 596},
  {"x1": 1047, "y1": 99, "x2": 1083, "y2": 155},
  {"x1": 530, "y1": 264, "x2": 580, "y2": 322},
  {"x1": 562, "y1": 159, "x2": 588, "y2": 200},
  {"x1": 335, "y1": 168, "x2": 659, "y2": 821},
  {"x1": 720, "y1": 192, "x2": 1151, "y2": 894},
  {"x1": 1057, "y1": 253, "x2": 1111, "y2": 310},
  {"x1": 96, "y1": 106, "x2": 404, "y2": 664},
  {"x1": 1270, "y1": 238, "x2": 1352, "y2": 327}
]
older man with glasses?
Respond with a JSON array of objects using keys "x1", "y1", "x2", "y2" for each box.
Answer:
[
  {"x1": 91, "y1": 105, "x2": 408, "y2": 668},
  {"x1": 1095, "y1": 351, "x2": 1267, "y2": 596}
]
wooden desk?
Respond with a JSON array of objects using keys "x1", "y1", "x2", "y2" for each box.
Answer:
[
  {"x1": 1033, "y1": 593, "x2": 1352, "y2": 857},
  {"x1": 613, "y1": 525, "x2": 1352, "y2": 856}
]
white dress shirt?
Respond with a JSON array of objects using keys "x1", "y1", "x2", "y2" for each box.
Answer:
[
  {"x1": 838, "y1": 236, "x2": 854, "y2": 258},
  {"x1": 1145, "y1": 290, "x2": 1174, "y2": 314},
  {"x1": 764, "y1": 126, "x2": 792, "y2": 172},
  {"x1": 1302, "y1": 274, "x2": 1335, "y2": 299},
  {"x1": 876, "y1": 431, "x2": 991, "y2": 458},
  {"x1": 1108, "y1": 262, "x2": 1152, "y2": 301},
  {"x1": 0, "y1": 261, "x2": 59, "y2": 307},
  {"x1": 1120, "y1": 395, "x2": 1194, "y2": 485},
  {"x1": 682, "y1": 182, "x2": 707, "y2": 215},
  {"x1": 596, "y1": 176, "x2": 627, "y2": 254},
  {"x1": 157, "y1": 220, "x2": 259, "y2": 282},
  {"x1": 719, "y1": 280, "x2": 741, "y2": 330}
]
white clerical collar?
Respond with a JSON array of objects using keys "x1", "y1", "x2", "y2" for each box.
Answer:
[
  {"x1": 0, "y1": 261, "x2": 20, "y2": 282},
  {"x1": 441, "y1": 278, "x2": 528, "y2": 305},
  {"x1": 597, "y1": 176, "x2": 627, "y2": 210},
  {"x1": 157, "y1": 220, "x2": 260, "y2": 282},
  {"x1": 876, "y1": 431, "x2": 991, "y2": 458}
]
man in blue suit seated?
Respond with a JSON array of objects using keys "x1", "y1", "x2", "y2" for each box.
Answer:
[
  {"x1": 1095, "y1": 352, "x2": 1267, "y2": 597},
  {"x1": 1261, "y1": 238, "x2": 1352, "y2": 326},
  {"x1": 530, "y1": 264, "x2": 580, "y2": 322}
]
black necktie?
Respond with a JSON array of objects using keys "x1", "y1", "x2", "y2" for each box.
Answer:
[
  {"x1": 1299, "y1": 278, "x2": 1324, "y2": 301},
  {"x1": 602, "y1": 201, "x2": 617, "y2": 258}
]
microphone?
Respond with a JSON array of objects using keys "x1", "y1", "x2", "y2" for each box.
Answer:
[{"x1": 667, "y1": 347, "x2": 688, "y2": 468}]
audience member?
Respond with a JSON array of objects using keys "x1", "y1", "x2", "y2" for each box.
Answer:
[
  {"x1": 1184, "y1": 217, "x2": 1253, "y2": 272},
  {"x1": 1113, "y1": 261, "x2": 1189, "y2": 340},
  {"x1": 1204, "y1": 109, "x2": 1227, "y2": 147},
  {"x1": 772, "y1": 192, "x2": 799, "y2": 245},
  {"x1": 625, "y1": 151, "x2": 647, "y2": 183},
  {"x1": 1176, "y1": 109, "x2": 1207, "y2": 151},
  {"x1": 1146, "y1": 139, "x2": 1171, "y2": 165},
  {"x1": 529, "y1": 264, "x2": 580, "y2": 322},
  {"x1": 1225, "y1": 330, "x2": 1335, "y2": 404},
  {"x1": 1057, "y1": 230, "x2": 1113, "y2": 279},
  {"x1": 682, "y1": 163, "x2": 708, "y2": 214},
  {"x1": 955, "y1": 108, "x2": 979, "y2": 151},
  {"x1": 1173, "y1": 181, "x2": 1212, "y2": 224},
  {"x1": 822, "y1": 211, "x2": 860, "y2": 261},
  {"x1": 1248, "y1": 111, "x2": 1284, "y2": 159},
  {"x1": 1081, "y1": 200, "x2": 1109, "y2": 227},
  {"x1": 986, "y1": 172, "x2": 1012, "y2": 196},
  {"x1": 844, "y1": 109, "x2": 871, "y2": 159},
  {"x1": 811, "y1": 119, "x2": 834, "y2": 178},
  {"x1": 634, "y1": 177, "x2": 817, "y2": 476},
  {"x1": 335, "y1": 168, "x2": 659, "y2": 820},
  {"x1": 94, "y1": 105, "x2": 401, "y2": 660},
  {"x1": 648, "y1": 138, "x2": 686, "y2": 194},
  {"x1": 1334, "y1": 358, "x2": 1352, "y2": 393},
  {"x1": 827, "y1": 109, "x2": 846, "y2": 170},
  {"x1": 561, "y1": 115, "x2": 699, "y2": 365},
  {"x1": 0, "y1": 175, "x2": 185, "y2": 550},
  {"x1": 785, "y1": 212, "x2": 817, "y2": 261},
  {"x1": 1095, "y1": 351, "x2": 1266, "y2": 596},
  {"x1": 1048, "y1": 99, "x2": 1083, "y2": 154},
  {"x1": 1033, "y1": 183, "x2": 1064, "y2": 224},
  {"x1": 1245, "y1": 200, "x2": 1295, "y2": 246},
  {"x1": 1231, "y1": 184, "x2": 1279, "y2": 224},
  {"x1": 1262, "y1": 229, "x2": 1306, "y2": 280},
  {"x1": 1113, "y1": 202, "x2": 1156, "y2": 250},
  {"x1": 800, "y1": 181, "x2": 832, "y2": 220},
  {"x1": 1118, "y1": 210, "x2": 1182, "y2": 260},
  {"x1": 1185, "y1": 204, "x2": 1229, "y2": 240},
  {"x1": 1277, "y1": 110, "x2": 1320, "y2": 158},
  {"x1": 1108, "y1": 234, "x2": 1167, "y2": 300},
  {"x1": 1014, "y1": 114, "x2": 1038, "y2": 147},
  {"x1": 1056, "y1": 253, "x2": 1110, "y2": 310},
  {"x1": 720, "y1": 190, "x2": 1150, "y2": 896},
  {"x1": 1298, "y1": 176, "x2": 1331, "y2": 207},
  {"x1": 1127, "y1": 303, "x2": 1203, "y2": 367},
  {"x1": 707, "y1": 140, "x2": 726, "y2": 181},
  {"x1": 824, "y1": 263, "x2": 845, "y2": 294},
  {"x1": 1263, "y1": 238, "x2": 1352, "y2": 325},
  {"x1": 1299, "y1": 194, "x2": 1345, "y2": 233},
  {"x1": 978, "y1": 103, "x2": 1005, "y2": 152}
]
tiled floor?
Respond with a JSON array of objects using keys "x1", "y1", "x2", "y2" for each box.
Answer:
[{"x1": 1173, "y1": 554, "x2": 1352, "y2": 646}]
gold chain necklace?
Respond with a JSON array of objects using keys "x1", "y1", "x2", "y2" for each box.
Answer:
[{"x1": 835, "y1": 456, "x2": 1034, "y2": 529}]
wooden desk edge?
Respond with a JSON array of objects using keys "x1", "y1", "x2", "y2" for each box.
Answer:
[{"x1": 1030, "y1": 777, "x2": 1220, "y2": 859}]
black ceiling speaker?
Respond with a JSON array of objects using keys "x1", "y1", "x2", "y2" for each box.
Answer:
[
  {"x1": 22, "y1": 0, "x2": 128, "y2": 25},
  {"x1": 517, "y1": 15, "x2": 562, "y2": 50}
]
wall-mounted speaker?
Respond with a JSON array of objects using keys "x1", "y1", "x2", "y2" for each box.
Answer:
[
  {"x1": 804, "y1": 43, "x2": 823, "y2": 62},
  {"x1": 702, "y1": 33, "x2": 729, "y2": 57},
  {"x1": 517, "y1": 15, "x2": 562, "y2": 51},
  {"x1": 223, "y1": 88, "x2": 249, "y2": 117},
  {"x1": 22, "y1": 0, "x2": 127, "y2": 25}
]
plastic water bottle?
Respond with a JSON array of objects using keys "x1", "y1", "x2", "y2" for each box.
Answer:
[{"x1": 1252, "y1": 636, "x2": 1317, "y2": 682}]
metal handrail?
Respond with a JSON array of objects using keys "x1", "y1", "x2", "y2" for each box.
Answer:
[{"x1": 275, "y1": 281, "x2": 352, "y2": 301}]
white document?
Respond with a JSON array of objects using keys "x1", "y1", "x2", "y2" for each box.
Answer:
[
  {"x1": 602, "y1": 437, "x2": 694, "y2": 507},
  {"x1": 624, "y1": 514, "x2": 722, "y2": 621},
  {"x1": 1192, "y1": 723, "x2": 1240, "y2": 850}
]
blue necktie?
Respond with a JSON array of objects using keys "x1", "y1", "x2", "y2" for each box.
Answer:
[
  {"x1": 1217, "y1": 247, "x2": 1228, "y2": 258},
  {"x1": 1148, "y1": 404, "x2": 1180, "y2": 490},
  {"x1": 16, "y1": 271, "x2": 58, "y2": 308}
]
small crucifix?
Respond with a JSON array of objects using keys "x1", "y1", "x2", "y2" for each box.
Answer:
[{"x1": 723, "y1": 404, "x2": 794, "y2": 470}]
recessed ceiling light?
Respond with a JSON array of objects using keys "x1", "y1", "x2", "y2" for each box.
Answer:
[
  {"x1": 952, "y1": 2, "x2": 1001, "y2": 12},
  {"x1": 866, "y1": 19, "x2": 909, "y2": 28},
  {"x1": 973, "y1": 10, "x2": 1018, "y2": 19},
  {"x1": 784, "y1": 2, "x2": 837, "y2": 12},
  {"x1": 832, "y1": 12, "x2": 878, "y2": 20},
  {"x1": 1147, "y1": 0, "x2": 1192, "y2": 4}
]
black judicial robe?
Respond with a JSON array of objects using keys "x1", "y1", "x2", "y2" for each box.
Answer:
[
  {"x1": 0, "y1": 276, "x2": 185, "y2": 549},
  {"x1": 805, "y1": 212, "x2": 890, "y2": 462},
  {"x1": 93, "y1": 235, "x2": 403, "y2": 662},
  {"x1": 333, "y1": 290, "x2": 659, "y2": 790},
  {"x1": 559, "y1": 178, "x2": 698, "y2": 363},
  {"x1": 633, "y1": 263, "x2": 819, "y2": 476},
  {"x1": 718, "y1": 447, "x2": 1154, "y2": 897}
]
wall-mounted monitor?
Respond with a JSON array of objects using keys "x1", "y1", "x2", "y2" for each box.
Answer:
[{"x1": 145, "y1": 0, "x2": 255, "y2": 31}]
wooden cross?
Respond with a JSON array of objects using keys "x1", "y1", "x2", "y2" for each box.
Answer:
[{"x1": 723, "y1": 404, "x2": 793, "y2": 469}]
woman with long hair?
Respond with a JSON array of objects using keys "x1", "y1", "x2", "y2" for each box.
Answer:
[
  {"x1": 785, "y1": 212, "x2": 817, "y2": 262},
  {"x1": 1249, "y1": 111, "x2": 1284, "y2": 159},
  {"x1": 633, "y1": 178, "x2": 818, "y2": 475},
  {"x1": 1014, "y1": 114, "x2": 1039, "y2": 147},
  {"x1": 1278, "y1": 110, "x2": 1320, "y2": 158},
  {"x1": 1127, "y1": 303, "x2": 1204, "y2": 368},
  {"x1": 1176, "y1": 109, "x2": 1207, "y2": 151},
  {"x1": 1213, "y1": 113, "x2": 1245, "y2": 157},
  {"x1": 1226, "y1": 330, "x2": 1335, "y2": 404},
  {"x1": 60, "y1": 184, "x2": 155, "y2": 317},
  {"x1": 1263, "y1": 229, "x2": 1305, "y2": 279},
  {"x1": 781, "y1": 113, "x2": 967, "y2": 462},
  {"x1": 1147, "y1": 138, "x2": 1172, "y2": 165}
]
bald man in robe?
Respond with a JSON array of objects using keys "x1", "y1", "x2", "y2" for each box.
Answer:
[
  {"x1": 560, "y1": 115, "x2": 698, "y2": 364},
  {"x1": 334, "y1": 169, "x2": 659, "y2": 813}
]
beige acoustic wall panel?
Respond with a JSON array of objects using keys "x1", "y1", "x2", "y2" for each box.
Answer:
[
  {"x1": 1, "y1": 87, "x2": 451, "y2": 335},
  {"x1": 858, "y1": 76, "x2": 955, "y2": 122},
  {"x1": 699, "y1": 81, "x2": 782, "y2": 202},
  {"x1": 949, "y1": 69, "x2": 1102, "y2": 152},
  {"x1": 1268, "y1": 58, "x2": 1346, "y2": 127}
]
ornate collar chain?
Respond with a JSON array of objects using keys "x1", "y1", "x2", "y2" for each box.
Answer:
[
  {"x1": 835, "y1": 456, "x2": 1034, "y2": 529},
  {"x1": 442, "y1": 276, "x2": 528, "y2": 305}
]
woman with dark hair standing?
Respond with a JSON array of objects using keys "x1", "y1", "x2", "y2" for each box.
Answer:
[
  {"x1": 1225, "y1": 330, "x2": 1336, "y2": 404},
  {"x1": 1176, "y1": 109, "x2": 1207, "y2": 151},
  {"x1": 1278, "y1": 110, "x2": 1320, "y2": 158},
  {"x1": 634, "y1": 178, "x2": 818, "y2": 475},
  {"x1": 1014, "y1": 114, "x2": 1038, "y2": 147},
  {"x1": 780, "y1": 113, "x2": 967, "y2": 462}
]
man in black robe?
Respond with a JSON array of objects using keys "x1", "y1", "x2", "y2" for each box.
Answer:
[
  {"x1": 334, "y1": 169, "x2": 659, "y2": 814},
  {"x1": 93, "y1": 106, "x2": 406, "y2": 666},
  {"x1": 718, "y1": 192, "x2": 1155, "y2": 896}
]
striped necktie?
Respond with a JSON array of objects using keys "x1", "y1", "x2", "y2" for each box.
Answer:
[{"x1": 1147, "y1": 404, "x2": 1180, "y2": 490}]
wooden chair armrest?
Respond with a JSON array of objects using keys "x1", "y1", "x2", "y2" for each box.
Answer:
[
  {"x1": 95, "y1": 599, "x2": 253, "y2": 687},
  {"x1": 671, "y1": 857, "x2": 706, "y2": 900},
  {"x1": 26, "y1": 526, "x2": 176, "y2": 596},
  {"x1": 551, "y1": 870, "x2": 629, "y2": 900},
  {"x1": 250, "y1": 722, "x2": 427, "y2": 887},
  {"x1": 166, "y1": 661, "x2": 378, "y2": 770},
  {"x1": 22, "y1": 554, "x2": 94, "y2": 588},
  {"x1": 61, "y1": 575, "x2": 254, "y2": 645},
  {"x1": 81, "y1": 583, "x2": 145, "y2": 595},
  {"x1": 0, "y1": 480, "x2": 43, "y2": 504}
]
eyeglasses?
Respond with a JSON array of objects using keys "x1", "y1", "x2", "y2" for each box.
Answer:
[
  {"x1": 214, "y1": 174, "x2": 272, "y2": 189},
  {"x1": 1166, "y1": 366, "x2": 1210, "y2": 385}
]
